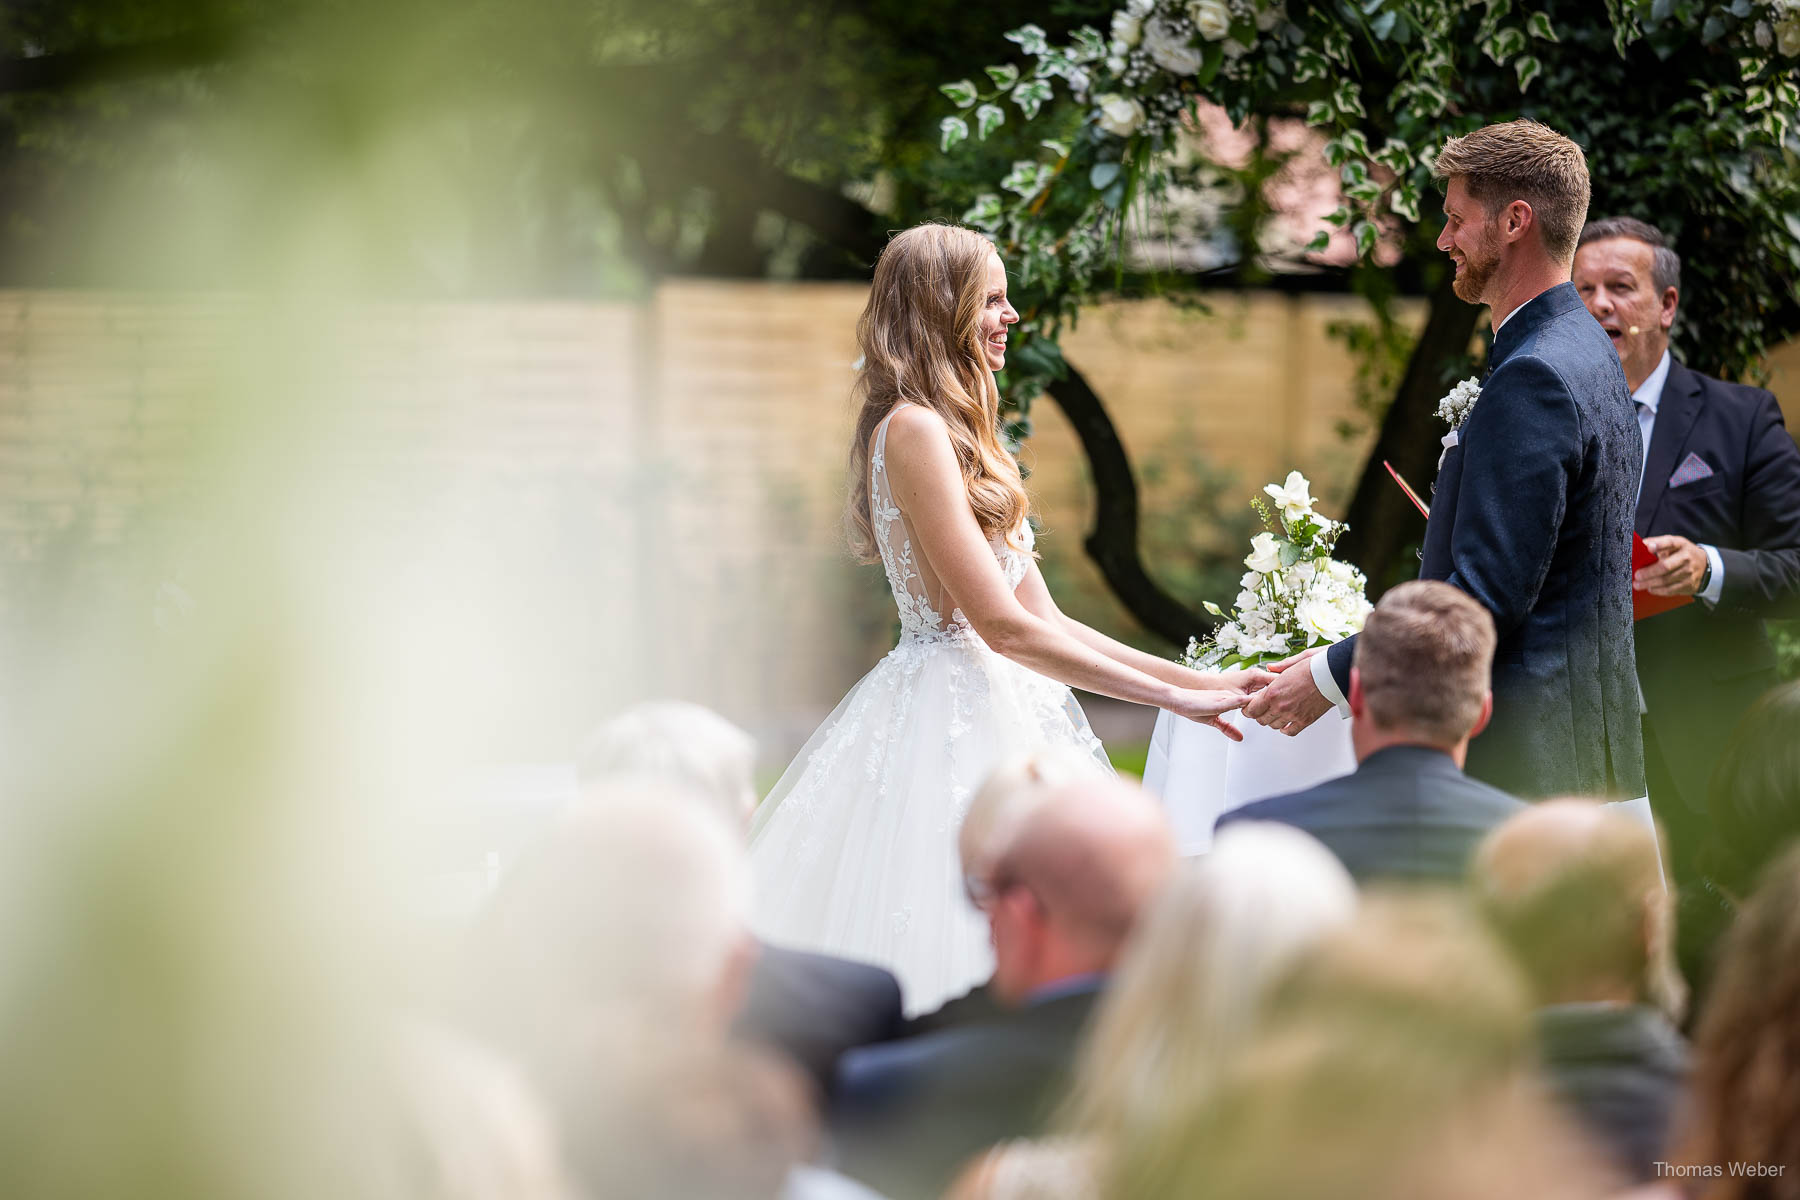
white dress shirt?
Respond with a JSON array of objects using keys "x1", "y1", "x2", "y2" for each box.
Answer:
[{"x1": 1633, "y1": 349, "x2": 1725, "y2": 605}]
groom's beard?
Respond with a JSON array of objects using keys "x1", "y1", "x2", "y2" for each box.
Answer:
[{"x1": 1451, "y1": 227, "x2": 1501, "y2": 305}]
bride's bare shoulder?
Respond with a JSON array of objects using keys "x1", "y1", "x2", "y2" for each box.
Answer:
[{"x1": 882, "y1": 403, "x2": 955, "y2": 466}]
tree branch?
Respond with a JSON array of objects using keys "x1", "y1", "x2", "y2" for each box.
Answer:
[{"x1": 1044, "y1": 367, "x2": 1208, "y2": 647}]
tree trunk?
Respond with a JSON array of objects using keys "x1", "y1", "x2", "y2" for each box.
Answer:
[
  {"x1": 1335, "y1": 273, "x2": 1483, "y2": 594},
  {"x1": 1045, "y1": 366, "x2": 1208, "y2": 647}
]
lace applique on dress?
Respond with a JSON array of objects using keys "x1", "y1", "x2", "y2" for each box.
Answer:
[{"x1": 747, "y1": 402, "x2": 1112, "y2": 1016}]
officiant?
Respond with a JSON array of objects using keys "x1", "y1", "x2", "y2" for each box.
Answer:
[{"x1": 1573, "y1": 215, "x2": 1800, "y2": 882}]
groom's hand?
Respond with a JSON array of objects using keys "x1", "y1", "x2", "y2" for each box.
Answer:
[{"x1": 1243, "y1": 648, "x2": 1333, "y2": 735}]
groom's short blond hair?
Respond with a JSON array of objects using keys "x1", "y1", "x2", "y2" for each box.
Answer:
[
  {"x1": 1434, "y1": 119, "x2": 1590, "y2": 263},
  {"x1": 1354, "y1": 581, "x2": 1495, "y2": 745}
]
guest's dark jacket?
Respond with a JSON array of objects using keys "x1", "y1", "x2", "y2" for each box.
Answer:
[
  {"x1": 1216, "y1": 744, "x2": 1524, "y2": 883},
  {"x1": 734, "y1": 943, "x2": 904, "y2": 1099},
  {"x1": 1634, "y1": 358, "x2": 1800, "y2": 813},
  {"x1": 1328, "y1": 284, "x2": 1645, "y2": 800},
  {"x1": 827, "y1": 976, "x2": 1102, "y2": 1200},
  {"x1": 895, "y1": 980, "x2": 1000, "y2": 1038},
  {"x1": 1536, "y1": 1003, "x2": 1690, "y2": 1185}
]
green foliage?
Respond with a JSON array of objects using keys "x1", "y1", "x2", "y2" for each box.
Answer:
[
  {"x1": 944, "y1": 0, "x2": 1800, "y2": 437},
  {"x1": 1773, "y1": 619, "x2": 1800, "y2": 681}
]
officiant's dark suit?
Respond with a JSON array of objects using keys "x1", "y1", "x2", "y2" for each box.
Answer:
[
  {"x1": 1325, "y1": 282, "x2": 1646, "y2": 800},
  {"x1": 1629, "y1": 360, "x2": 1800, "y2": 817}
]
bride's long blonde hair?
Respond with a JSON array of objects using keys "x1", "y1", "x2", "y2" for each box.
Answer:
[{"x1": 846, "y1": 223, "x2": 1029, "y2": 562}]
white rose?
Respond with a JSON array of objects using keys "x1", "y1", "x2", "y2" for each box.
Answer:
[
  {"x1": 1780, "y1": 16, "x2": 1800, "y2": 56},
  {"x1": 1263, "y1": 470, "x2": 1315, "y2": 525},
  {"x1": 1240, "y1": 570, "x2": 1262, "y2": 591},
  {"x1": 1289, "y1": 560, "x2": 1316, "y2": 585},
  {"x1": 1255, "y1": 2, "x2": 1286, "y2": 32},
  {"x1": 1095, "y1": 93, "x2": 1147, "y2": 138},
  {"x1": 1325, "y1": 559, "x2": 1358, "y2": 585},
  {"x1": 1188, "y1": 0, "x2": 1233, "y2": 41},
  {"x1": 1145, "y1": 16, "x2": 1204, "y2": 73},
  {"x1": 1215, "y1": 622, "x2": 1242, "y2": 653},
  {"x1": 1296, "y1": 595, "x2": 1349, "y2": 642},
  {"x1": 1111, "y1": 8, "x2": 1143, "y2": 47},
  {"x1": 1127, "y1": 0, "x2": 1155, "y2": 15},
  {"x1": 1234, "y1": 589, "x2": 1260, "y2": 612}
]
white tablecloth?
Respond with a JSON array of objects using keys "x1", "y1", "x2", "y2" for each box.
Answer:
[{"x1": 1142, "y1": 708, "x2": 1356, "y2": 855}]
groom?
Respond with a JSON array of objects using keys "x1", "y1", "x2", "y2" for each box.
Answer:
[{"x1": 1245, "y1": 120, "x2": 1645, "y2": 802}]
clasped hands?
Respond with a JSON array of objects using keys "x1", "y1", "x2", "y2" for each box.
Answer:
[{"x1": 1168, "y1": 646, "x2": 1335, "y2": 741}]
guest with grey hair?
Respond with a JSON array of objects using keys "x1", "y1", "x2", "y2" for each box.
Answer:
[
  {"x1": 950, "y1": 821, "x2": 1358, "y2": 1200},
  {"x1": 905, "y1": 746, "x2": 1113, "y2": 1038},
  {"x1": 1218, "y1": 580, "x2": 1525, "y2": 882},
  {"x1": 830, "y1": 776, "x2": 1176, "y2": 1200},
  {"x1": 1574, "y1": 217, "x2": 1800, "y2": 894},
  {"x1": 577, "y1": 702, "x2": 905, "y2": 1097}
]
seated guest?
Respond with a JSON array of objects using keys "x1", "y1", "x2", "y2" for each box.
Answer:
[
  {"x1": 1470, "y1": 799, "x2": 1689, "y2": 1184},
  {"x1": 1677, "y1": 842, "x2": 1800, "y2": 1191},
  {"x1": 952, "y1": 822, "x2": 1357, "y2": 1200},
  {"x1": 1111, "y1": 891, "x2": 1619, "y2": 1199},
  {"x1": 474, "y1": 788, "x2": 829, "y2": 1200},
  {"x1": 829, "y1": 777, "x2": 1175, "y2": 1200},
  {"x1": 1218, "y1": 580, "x2": 1524, "y2": 882},
  {"x1": 579, "y1": 702, "x2": 904, "y2": 1096},
  {"x1": 904, "y1": 747, "x2": 1110, "y2": 1038}
]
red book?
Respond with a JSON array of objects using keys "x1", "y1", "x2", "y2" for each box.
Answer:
[
  {"x1": 1385, "y1": 462, "x2": 1690, "y2": 623},
  {"x1": 1633, "y1": 534, "x2": 1694, "y2": 622}
]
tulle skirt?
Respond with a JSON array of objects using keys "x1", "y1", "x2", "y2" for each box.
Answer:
[{"x1": 749, "y1": 632, "x2": 1111, "y2": 1015}]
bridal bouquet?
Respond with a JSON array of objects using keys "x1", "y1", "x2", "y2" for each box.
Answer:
[{"x1": 1182, "y1": 471, "x2": 1373, "y2": 670}]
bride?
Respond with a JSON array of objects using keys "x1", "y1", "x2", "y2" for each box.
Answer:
[{"x1": 749, "y1": 223, "x2": 1268, "y2": 1014}]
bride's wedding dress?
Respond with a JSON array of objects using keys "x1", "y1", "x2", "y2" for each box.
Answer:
[{"x1": 749, "y1": 404, "x2": 1112, "y2": 1015}]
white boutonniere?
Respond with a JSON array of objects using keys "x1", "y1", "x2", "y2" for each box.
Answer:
[{"x1": 1435, "y1": 377, "x2": 1480, "y2": 468}]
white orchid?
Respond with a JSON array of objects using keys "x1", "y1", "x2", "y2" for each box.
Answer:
[
  {"x1": 1144, "y1": 16, "x2": 1204, "y2": 73},
  {"x1": 1095, "y1": 93, "x2": 1147, "y2": 137},
  {"x1": 1245, "y1": 531, "x2": 1284, "y2": 573},
  {"x1": 1263, "y1": 470, "x2": 1315, "y2": 524}
]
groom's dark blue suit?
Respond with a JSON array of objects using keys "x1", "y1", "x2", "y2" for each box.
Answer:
[{"x1": 1325, "y1": 283, "x2": 1646, "y2": 800}]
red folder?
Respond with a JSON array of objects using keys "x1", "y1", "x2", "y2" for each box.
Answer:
[
  {"x1": 1385, "y1": 462, "x2": 1691, "y2": 623},
  {"x1": 1632, "y1": 534, "x2": 1694, "y2": 622}
]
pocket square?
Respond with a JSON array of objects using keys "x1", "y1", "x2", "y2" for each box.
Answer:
[{"x1": 1668, "y1": 452, "x2": 1714, "y2": 488}]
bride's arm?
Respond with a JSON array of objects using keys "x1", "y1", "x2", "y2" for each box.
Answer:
[
  {"x1": 1013, "y1": 560, "x2": 1268, "y2": 694},
  {"x1": 885, "y1": 407, "x2": 1243, "y2": 730}
]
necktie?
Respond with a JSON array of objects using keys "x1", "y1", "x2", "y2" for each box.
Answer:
[{"x1": 1635, "y1": 399, "x2": 1654, "y2": 500}]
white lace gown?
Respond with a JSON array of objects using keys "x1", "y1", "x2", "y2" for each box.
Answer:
[{"x1": 749, "y1": 405, "x2": 1112, "y2": 1015}]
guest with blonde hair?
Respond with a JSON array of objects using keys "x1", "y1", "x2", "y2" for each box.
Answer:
[
  {"x1": 952, "y1": 822, "x2": 1357, "y2": 1200},
  {"x1": 1108, "y1": 891, "x2": 1620, "y2": 1200}
]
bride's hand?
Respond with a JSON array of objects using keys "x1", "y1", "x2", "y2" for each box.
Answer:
[
  {"x1": 1166, "y1": 688, "x2": 1250, "y2": 742},
  {"x1": 1207, "y1": 667, "x2": 1276, "y2": 695}
]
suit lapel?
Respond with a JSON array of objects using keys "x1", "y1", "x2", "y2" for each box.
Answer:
[{"x1": 1635, "y1": 359, "x2": 1705, "y2": 533}]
